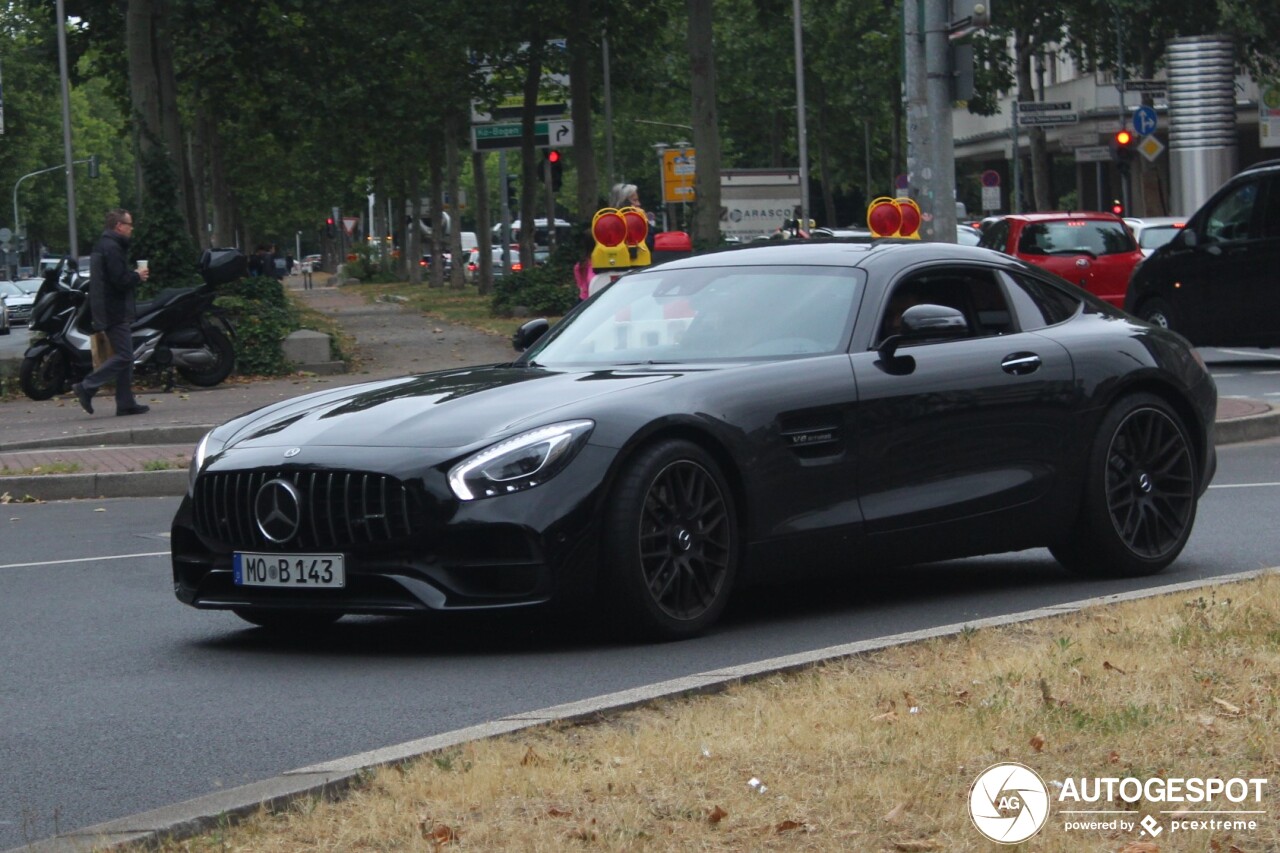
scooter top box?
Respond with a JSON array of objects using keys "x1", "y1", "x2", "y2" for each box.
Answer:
[{"x1": 200, "y1": 248, "x2": 248, "y2": 286}]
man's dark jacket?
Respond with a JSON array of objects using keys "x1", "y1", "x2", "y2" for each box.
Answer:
[{"x1": 88, "y1": 229, "x2": 141, "y2": 330}]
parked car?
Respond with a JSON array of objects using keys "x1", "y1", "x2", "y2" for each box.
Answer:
[
  {"x1": 0, "y1": 279, "x2": 38, "y2": 326},
  {"x1": 956, "y1": 223, "x2": 983, "y2": 245},
  {"x1": 1125, "y1": 160, "x2": 1280, "y2": 346},
  {"x1": 0, "y1": 290, "x2": 9, "y2": 335},
  {"x1": 977, "y1": 211, "x2": 1144, "y2": 307},
  {"x1": 1124, "y1": 217, "x2": 1187, "y2": 257},
  {"x1": 173, "y1": 241, "x2": 1216, "y2": 640},
  {"x1": 462, "y1": 248, "x2": 508, "y2": 284}
]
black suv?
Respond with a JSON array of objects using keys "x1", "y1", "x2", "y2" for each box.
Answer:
[{"x1": 1125, "y1": 159, "x2": 1280, "y2": 346}]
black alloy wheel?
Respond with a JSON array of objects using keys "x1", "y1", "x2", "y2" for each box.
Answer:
[
  {"x1": 19, "y1": 348, "x2": 70, "y2": 401},
  {"x1": 603, "y1": 440, "x2": 738, "y2": 640},
  {"x1": 1102, "y1": 405, "x2": 1196, "y2": 558},
  {"x1": 1052, "y1": 393, "x2": 1197, "y2": 577}
]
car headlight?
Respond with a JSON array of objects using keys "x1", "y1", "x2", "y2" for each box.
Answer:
[
  {"x1": 188, "y1": 429, "x2": 225, "y2": 495},
  {"x1": 448, "y1": 420, "x2": 594, "y2": 501}
]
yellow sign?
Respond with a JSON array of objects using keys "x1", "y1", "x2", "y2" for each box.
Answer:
[{"x1": 662, "y1": 148, "x2": 696, "y2": 204}]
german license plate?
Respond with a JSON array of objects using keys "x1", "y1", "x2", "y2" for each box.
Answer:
[{"x1": 233, "y1": 552, "x2": 345, "y2": 588}]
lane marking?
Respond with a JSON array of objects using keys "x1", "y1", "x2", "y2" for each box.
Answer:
[
  {"x1": 0, "y1": 550, "x2": 168, "y2": 571},
  {"x1": 1208, "y1": 482, "x2": 1280, "y2": 489},
  {"x1": 1211, "y1": 348, "x2": 1280, "y2": 361}
]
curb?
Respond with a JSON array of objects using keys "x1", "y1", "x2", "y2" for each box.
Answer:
[
  {"x1": 0, "y1": 425, "x2": 212, "y2": 453},
  {"x1": 1214, "y1": 407, "x2": 1280, "y2": 445},
  {"x1": 13, "y1": 566, "x2": 1277, "y2": 853},
  {"x1": 0, "y1": 469, "x2": 188, "y2": 501}
]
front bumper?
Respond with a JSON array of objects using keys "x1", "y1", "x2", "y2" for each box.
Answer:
[{"x1": 172, "y1": 444, "x2": 614, "y2": 615}]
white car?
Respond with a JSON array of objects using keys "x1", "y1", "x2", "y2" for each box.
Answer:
[
  {"x1": 0, "y1": 279, "x2": 39, "y2": 327},
  {"x1": 1124, "y1": 216, "x2": 1187, "y2": 257}
]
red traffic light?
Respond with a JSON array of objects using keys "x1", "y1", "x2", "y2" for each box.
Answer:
[
  {"x1": 546, "y1": 150, "x2": 561, "y2": 163},
  {"x1": 1111, "y1": 199, "x2": 1125, "y2": 216}
]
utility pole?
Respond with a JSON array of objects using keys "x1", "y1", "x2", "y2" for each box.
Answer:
[
  {"x1": 55, "y1": 0, "x2": 79, "y2": 257},
  {"x1": 905, "y1": 0, "x2": 957, "y2": 242}
]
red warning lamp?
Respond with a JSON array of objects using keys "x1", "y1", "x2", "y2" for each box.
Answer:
[
  {"x1": 592, "y1": 211, "x2": 627, "y2": 247},
  {"x1": 897, "y1": 202, "x2": 921, "y2": 238},
  {"x1": 867, "y1": 200, "x2": 902, "y2": 237},
  {"x1": 621, "y1": 209, "x2": 649, "y2": 246}
]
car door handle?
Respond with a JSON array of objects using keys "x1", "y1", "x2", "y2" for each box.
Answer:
[{"x1": 1001, "y1": 353, "x2": 1041, "y2": 375}]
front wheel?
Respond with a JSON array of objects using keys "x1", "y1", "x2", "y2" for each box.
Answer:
[
  {"x1": 176, "y1": 324, "x2": 235, "y2": 387},
  {"x1": 601, "y1": 440, "x2": 739, "y2": 641},
  {"x1": 19, "y1": 348, "x2": 70, "y2": 401},
  {"x1": 1051, "y1": 393, "x2": 1198, "y2": 578},
  {"x1": 1137, "y1": 297, "x2": 1177, "y2": 331}
]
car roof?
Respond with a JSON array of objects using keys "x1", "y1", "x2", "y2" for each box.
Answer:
[
  {"x1": 646, "y1": 239, "x2": 1009, "y2": 272},
  {"x1": 1238, "y1": 159, "x2": 1280, "y2": 176},
  {"x1": 1003, "y1": 211, "x2": 1126, "y2": 223}
]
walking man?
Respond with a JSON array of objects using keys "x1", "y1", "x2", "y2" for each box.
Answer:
[{"x1": 72, "y1": 208, "x2": 151, "y2": 416}]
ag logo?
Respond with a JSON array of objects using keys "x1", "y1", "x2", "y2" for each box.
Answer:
[{"x1": 969, "y1": 762, "x2": 1050, "y2": 844}]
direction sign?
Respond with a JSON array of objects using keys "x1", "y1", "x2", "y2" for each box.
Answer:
[
  {"x1": 471, "y1": 120, "x2": 574, "y2": 152},
  {"x1": 1018, "y1": 112, "x2": 1079, "y2": 126},
  {"x1": 1017, "y1": 101, "x2": 1072, "y2": 113},
  {"x1": 662, "y1": 147, "x2": 696, "y2": 203},
  {"x1": 1133, "y1": 105, "x2": 1158, "y2": 137}
]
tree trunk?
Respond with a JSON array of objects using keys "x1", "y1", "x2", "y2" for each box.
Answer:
[
  {"x1": 203, "y1": 109, "x2": 236, "y2": 248},
  {"x1": 687, "y1": 0, "x2": 722, "y2": 248},
  {"x1": 428, "y1": 143, "x2": 444, "y2": 288},
  {"x1": 568, "y1": 1, "x2": 598, "y2": 219},
  {"x1": 815, "y1": 94, "x2": 836, "y2": 228},
  {"x1": 1015, "y1": 36, "x2": 1052, "y2": 210},
  {"x1": 445, "y1": 113, "x2": 465, "y2": 289},
  {"x1": 126, "y1": 0, "x2": 163, "y2": 179},
  {"x1": 473, "y1": 149, "x2": 493, "y2": 295},
  {"x1": 153, "y1": 2, "x2": 195, "y2": 245},
  {"x1": 408, "y1": 170, "x2": 423, "y2": 285},
  {"x1": 187, "y1": 125, "x2": 209, "y2": 249}
]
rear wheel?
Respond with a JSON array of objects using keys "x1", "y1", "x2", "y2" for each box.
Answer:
[
  {"x1": 19, "y1": 348, "x2": 70, "y2": 401},
  {"x1": 1051, "y1": 393, "x2": 1197, "y2": 577},
  {"x1": 232, "y1": 608, "x2": 342, "y2": 631},
  {"x1": 601, "y1": 440, "x2": 738, "y2": 641},
  {"x1": 1137, "y1": 298, "x2": 1177, "y2": 331},
  {"x1": 176, "y1": 325, "x2": 236, "y2": 387}
]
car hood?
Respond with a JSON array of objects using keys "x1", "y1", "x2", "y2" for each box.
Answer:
[{"x1": 218, "y1": 364, "x2": 681, "y2": 451}]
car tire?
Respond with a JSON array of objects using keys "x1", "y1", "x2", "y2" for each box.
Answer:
[
  {"x1": 1137, "y1": 297, "x2": 1177, "y2": 331},
  {"x1": 1051, "y1": 393, "x2": 1197, "y2": 578},
  {"x1": 176, "y1": 325, "x2": 236, "y2": 387},
  {"x1": 19, "y1": 348, "x2": 69, "y2": 400},
  {"x1": 601, "y1": 439, "x2": 739, "y2": 641},
  {"x1": 232, "y1": 608, "x2": 343, "y2": 631}
]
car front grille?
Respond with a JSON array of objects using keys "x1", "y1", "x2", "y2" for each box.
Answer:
[
  {"x1": 8, "y1": 305, "x2": 32, "y2": 322},
  {"x1": 193, "y1": 468, "x2": 422, "y2": 551}
]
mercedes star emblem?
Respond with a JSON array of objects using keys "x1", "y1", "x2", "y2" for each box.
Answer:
[
  {"x1": 284, "y1": 447, "x2": 301, "y2": 458},
  {"x1": 254, "y1": 478, "x2": 303, "y2": 544}
]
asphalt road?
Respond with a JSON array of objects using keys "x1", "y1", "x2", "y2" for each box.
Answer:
[{"x1": 1, "y1": 437, "x2": 1278, "y2": 849}]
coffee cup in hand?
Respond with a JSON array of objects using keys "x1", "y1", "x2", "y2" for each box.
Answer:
[{"x1": 137, "y1": 260, "x2": 148, "y2": 272}]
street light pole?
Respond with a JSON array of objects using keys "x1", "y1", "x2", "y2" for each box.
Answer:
[
  {"x1": 55, "y1": 0, "x2": 79, "y2": 258},
  {"x1": 792, "y1": 0, "x2": 810, "y2": 230}
]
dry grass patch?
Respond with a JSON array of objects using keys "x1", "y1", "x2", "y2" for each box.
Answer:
[{"x1": 147, "y1": 573, "x2": 1280, "y2": 852}]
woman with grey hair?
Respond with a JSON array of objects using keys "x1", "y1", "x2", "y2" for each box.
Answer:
[{"x1": 609, "y1": 183, "x2": 642, "y2": 208}]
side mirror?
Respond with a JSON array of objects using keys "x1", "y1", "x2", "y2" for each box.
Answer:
[
  {"x1": 512, "y1": 318, "x2": 549, "y2": 352},
  {"x1": 1180, "y1": 229, "x2": 1198, "y2": 248},
  {"x1": 877, "y1": 303, "x2": 969, "y2": 361}
]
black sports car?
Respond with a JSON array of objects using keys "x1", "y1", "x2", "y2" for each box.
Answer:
[{"x1": 173, "y1": 242, "x2": 1217, "y2": 640}]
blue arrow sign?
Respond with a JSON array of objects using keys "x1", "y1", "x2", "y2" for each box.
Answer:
[{"x1": 1133, "y1": 105, "x2": 1158, "y2": 137}]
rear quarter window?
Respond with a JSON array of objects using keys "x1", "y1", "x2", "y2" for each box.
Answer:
[{"x1": 1000, "y1": 271, "x2": 1082, "y2": 330}]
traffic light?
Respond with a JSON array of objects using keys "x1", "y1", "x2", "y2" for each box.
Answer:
[
  {"x1": 326, "y1": 217, "x2": 336, "y2": 238},
  {"x1": 1110, "y1": 128, "x2": 1137, "y2": 175},
  {"x1": 88, "y1": 154, "x2": 100, "y2": 179},
  {"x1": 503, "y1": 174, "x2": 518, "y2": 210},
  {"x1": 542, "y1": 150, "x2": 563, "y2": 192},
  {"x1": 1110, "y1": 199, "x2": 1125, "y2": 217}
]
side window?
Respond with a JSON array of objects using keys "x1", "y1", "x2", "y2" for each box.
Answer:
[
  {"x1": 1204, "y1": 180, "x2": 1261, "y2": 242},
  {"x1": 878, "y1": 268, "x2": 1013, "y2": 343},
  {"x1": 999, "y1": 271, "x2": 1082, "y2": 330},
  {"x1": 1262, "y1": 175, "x2": 1280, "y2": 240}
]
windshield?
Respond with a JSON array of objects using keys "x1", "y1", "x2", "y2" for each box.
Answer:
[
  {"x1": 525, "y1": 264, "x2": 863, "y2": 365},
  {"x1": 1138, "y1": 225, "x2": 1181, "y2": 251}
]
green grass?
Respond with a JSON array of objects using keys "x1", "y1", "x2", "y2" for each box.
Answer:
[
  {"x1": 352, "y1": 282, "x2": 562, "y2": 336},
  {"x1": 141, "y1": 459, "x2": 184, "y2": 471},
  {"x1": 0, "y1": 461, "x2": 82, "y2": 476}
]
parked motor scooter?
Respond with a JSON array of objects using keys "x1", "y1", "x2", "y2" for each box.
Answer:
[{"x1": 19, "y1": 249, "x2": 246, "y2": 401}]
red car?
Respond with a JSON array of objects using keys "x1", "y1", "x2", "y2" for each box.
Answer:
[{"x1": 978, "y1": 212, "x2": 1143, "y2": 307}]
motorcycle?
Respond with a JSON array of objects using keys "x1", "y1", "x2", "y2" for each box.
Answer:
[{"x1": 19, "y1": 248, "x2": 246, "y2": 401}]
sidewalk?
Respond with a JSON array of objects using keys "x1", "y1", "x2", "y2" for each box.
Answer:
[
  {"x1": 1, "y1": 284, "x2": 1277, "y2": 501},
  {"x1": 0, "y1": 278, "x2": 514, "y2": 500}
]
